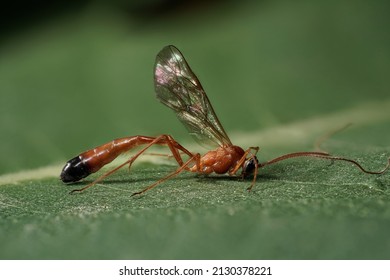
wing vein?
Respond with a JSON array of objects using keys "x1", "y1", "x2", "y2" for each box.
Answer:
[{"x1": 154, "y1": 45, "x2": 232, "y2": 148}]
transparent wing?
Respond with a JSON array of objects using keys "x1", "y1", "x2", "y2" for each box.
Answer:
[{"x1": 154, "y1": 45, "x2": 232, "y2": 148}]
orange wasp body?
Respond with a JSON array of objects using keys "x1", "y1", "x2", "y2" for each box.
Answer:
[{"x1": 61, "y1": 46, "x2": 389, "y2": 196}]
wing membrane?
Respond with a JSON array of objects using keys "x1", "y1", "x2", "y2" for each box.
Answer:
[{"x1": 154, "y1": 45, "x2": 231, "y2": 148}]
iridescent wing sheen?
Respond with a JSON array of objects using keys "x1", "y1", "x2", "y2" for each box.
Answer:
[{"x1": 154, "y1": 45, "x2": 232, "y2": 148}]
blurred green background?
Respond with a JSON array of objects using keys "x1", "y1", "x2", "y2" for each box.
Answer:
[{"x1": 0, "y1": 0, "x2": 390, "y2": 259}]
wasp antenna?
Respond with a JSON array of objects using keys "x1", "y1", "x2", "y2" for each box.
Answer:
[
  {"x1": 327, "y1": 156, "x2": 390, "y2": 175},
  {"x1": 260, "y1": 152, "x2": 390, "y2": 175},
  {"x1": 314, "y1": 123, "x2": 353, "y2": 152},
  {"x1": 259, "y1": 152, "x2": 330, "y2": 168}
]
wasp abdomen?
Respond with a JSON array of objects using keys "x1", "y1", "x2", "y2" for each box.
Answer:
[{"x1": 60, "y1": 156, "x2": 91, "y2": 183}]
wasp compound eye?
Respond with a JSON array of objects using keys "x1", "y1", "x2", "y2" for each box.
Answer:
[{"x1": 242, "y1": 156, "x2": 259, "y2": 177}]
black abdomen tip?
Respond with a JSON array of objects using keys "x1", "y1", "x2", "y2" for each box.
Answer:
[{"x1": 60, "y1": 156, "x2": 91, "y2": 183}]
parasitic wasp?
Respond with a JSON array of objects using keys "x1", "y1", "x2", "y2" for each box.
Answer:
[{"x1": 61, "y1": 45, "x2": 390, "y2": 196}]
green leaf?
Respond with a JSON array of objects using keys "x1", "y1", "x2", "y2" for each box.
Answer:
[{"x1": 1, "y1": 1, "x2": 390, "y2": 259}]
